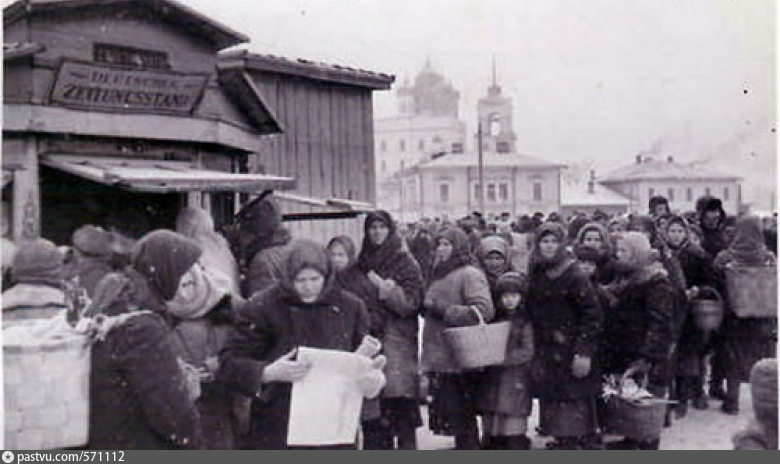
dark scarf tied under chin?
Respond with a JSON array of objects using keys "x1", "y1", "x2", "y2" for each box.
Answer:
[{"x1": 431, "y1": 227, "x2": 475, "y2": 282}]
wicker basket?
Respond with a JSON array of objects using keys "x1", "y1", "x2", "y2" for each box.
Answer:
[
  {"x1": 725, "y1": 265, "x2": 777, "y2": 318},
  {"x1": 691, "y1": 287, "x2": 724, "y2": 331},
  {"x1": 604, "y1": 395, "x2": 668, "y2": 440},
  {"x1": 4, "y1": 330, "x2": 91, "y2": 450},
  {"x1": 443, "y1": 308, "x2": 510, "y2": 370}
]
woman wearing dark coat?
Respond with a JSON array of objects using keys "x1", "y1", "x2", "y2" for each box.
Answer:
[
  {"x1": 664, "y1": 215, "x2": 719, "y2": 416},
  {"x1": 422, "y1": 227, "x2": 494, "y2": 450},
  {"x1": 353, "y1": 211, "x2": 425, "y2": 450},
  {"x1": 88, "y1": 230, "x2": 204, "y2": 450},
  {"x1": 712, "y1": 216, "x2": 777, "y2": 415},
  {"x1": 525, "y1": 222, "x2": 603, "y2": 450},
  {"x1": 219, "y1": 240, "x2": 374, "y2": 449},
  {"x1": 602, "y1": 232, "x2": 675, "y2": 450},
  {"x1": 574, "y1": 221, "x2": 616, "y2": 285}
]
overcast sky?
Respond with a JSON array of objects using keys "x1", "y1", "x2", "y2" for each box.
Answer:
[
  {"x1": 4, "y1": 0, "x2": 775, "y2": 206},
  {"x1": 175, "y1": 0, "x2": 775, "y2": 206}
]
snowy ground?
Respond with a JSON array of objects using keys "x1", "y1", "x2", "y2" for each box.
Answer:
[{"x1": 415, "y1": 389, "x2": 753, "y2": 450}]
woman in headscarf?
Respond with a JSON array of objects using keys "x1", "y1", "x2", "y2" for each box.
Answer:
[
  {"x1": 219, "y1": 240, "x2": 382, "y2": 449},
  {"x1": 477, "y1": 235, "x2": 516, "y2": 310},
  {"x1": 712, "y1": 216, "x2": 777, "y2": 415},
  {"x1": 422, "y1": 227, "x2": 494, "y2": 450},
  {"x1": 574, "y1": 222, "x2": 616, "y2": 285},
  {"x1": 63, "y1": 225, "x2": 116, "y2": 298},
  {"x1": 602, "y1": 232, "x2": 675, "y2": 450},
  {"x1": 607, "y1": 215, "x2": 630, "y2": 249},
  {"x1": 176, "y1": 207, "x2": 241, "y2": 299},
  {"x1": 525, "y1": 222, "x2": 603, "y2": 450},
  {"x1": 353, "y1": 211, "x2": 425, "y2": 450},
  {"x1": 664, "y1": 215, "x2": 719, "y2": 417},
  {"x1": 87, "y1": 230, "x2": 204, "y2": 449}
]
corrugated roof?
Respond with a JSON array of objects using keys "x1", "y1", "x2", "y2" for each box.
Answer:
[
  {"x1": 561, "y1": 182, "x2": 631, "y2": 207},
  {"x1": 601, "y1": 158, "x2": 741, "y2": 183},
  {"x1": 223, "y1": 50, "x2": 394, "y2": 90},
  {"x1": 4, "y1": 0, "x2": 248, "y2": 50},
  {"x1": 418, "y1": 152, "x2": 565, "y2": 170}
]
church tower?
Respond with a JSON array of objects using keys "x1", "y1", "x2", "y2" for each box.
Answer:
[{"x1": 476, "y1": 59, "x2": 516, "y2": 153}]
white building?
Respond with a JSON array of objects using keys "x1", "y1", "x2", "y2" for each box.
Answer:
[{"x1": 599, "y1": 154, "x2": 742, "y2": 214}]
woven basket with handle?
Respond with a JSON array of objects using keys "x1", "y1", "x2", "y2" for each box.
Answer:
[
  {"x1": 443, "y1": 307, "x2": 510, "y2": 370},
  {"x1": 604, "y1": 374, "x2": 670, "y2": 441}
]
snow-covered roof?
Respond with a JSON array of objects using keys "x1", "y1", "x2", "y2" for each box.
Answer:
[
  {"x1": 561, "y1": 182, "x2": 631, "y2": 207},
  {"x1": 601, "y1": 157, "x2": 741, "y2": 183},
  {"x1": 419, "y1": 152, "x2": 565, "y2": 170}
]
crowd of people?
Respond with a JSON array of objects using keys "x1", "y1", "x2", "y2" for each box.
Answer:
[{"x1": 1, "y1": 193, "x2": 777, "y2": 450}]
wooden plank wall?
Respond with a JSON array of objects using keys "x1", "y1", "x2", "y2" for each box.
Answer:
[{"x1": 250, "y1": 71, "x2": 377, "y2": 245}]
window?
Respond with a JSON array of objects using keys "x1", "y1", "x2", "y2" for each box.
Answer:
[
  {"x1": 440, "y1": 183, "x2": 450, "y2": 203},
  {"x1": 474, "y1": 183, "x2": 482, "y2": 200},
  {"x1": 433, "y1": 136, "x2": 442, "y2": 144},
  {"x1": 533, "y1": 182, "x2": 542, "y2": 202},
  {"x1": 667, "y1": 188, "x2": 674, "y2": 202},
  {"x1": 399, "y1": 139, "x2": 406, "y2": 152},
  {"x1": 724, "y1": 187, "x2": 729, "y2": 201},
  {"x1": 705, "y1": 187, "x2": 711, "y2": 196},
  {"x1": 499, "y1": 183, "x2": 509, "y2": 201},
  {"x1": 496, "y1": 141, "x2": 510, "y2": 154},
  {"x1": 648, "y1": 187, "x2": 655, "y2": 198},
  {"x1": 400, "y1": 160, "x2": 405, "y2": 170},
  {"x1": 380, "y1": 140, "x2": 386, "y2": 152},
  {"x1": 451, "y1": 142, "x2": 464, "y2": 154},
  {"x1": 94, "y1": 43, "x2": 169, "y2": 69},
  {"x1": 487, "y1": 184, "x2": 496, "y2": 201},
  {"x1": 687, "y1": 187, "x2": 693, "y2": 202},
  {"x1": 419, "y1": 139, "x2": 425, "y2": 151},
  {"x1": 381, "y1": 161, "x2": 387, "y2": 172}
]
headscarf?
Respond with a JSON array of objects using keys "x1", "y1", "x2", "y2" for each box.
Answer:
[
  {"x1": 280, "y1": 239, "x2": 335, "y2": 304},
  {"x1": 328, "y1": 235, "x2": 358, "y2": 289},
  {"x1": 530, "y1": 222, "x2": 572, "y2": 274},
  {"x1": 727, "y1": 216, "x2": 772, "y2": 266},
  {"x1": 477, "y1": 235, "x2": 512, "y2": 283},
  {"x1": 357, "y1": 210, "x2": 404, "y2": 274},
  {"x1": 431, "y1": 227, "x2": 474, "y2": 281},
  {"x1": 11, "y1": 239, "x2": 64, "y2": 288},
  {"x1": 568, "y1": 215, "x2": 592, "y2": 242},
  {"x1": 615, "y1": 232, "x2": 667, "y2": 283},
  {"x1": 176, "y1": 207, "x2": 240, "y2": 296},
  {"x1": 664, "y1": 215, "x2": 692, "y2": 252},
  {"x1": 750, "y1": 358, "x2": 778, "y2": 444},
  {"x1": 131, "y1": 230, "x2": 202, "y2": 303},
  {"x1": 576, "y1": 221, "x2": 614, "y2": 256}
]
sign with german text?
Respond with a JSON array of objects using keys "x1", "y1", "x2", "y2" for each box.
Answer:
[{"x1": 49, "y1": 61, "x2": 208, "y2": 115}]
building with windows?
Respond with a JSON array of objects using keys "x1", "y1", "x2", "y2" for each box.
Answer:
[
  {"x1": 390, "y1": 71, "x2": 564, "y2": 221},
  {"x1": 599, "y1": 154, "x2": 742, "y2": 214},
  {"x1": 374, "y1": 61, "x2": 467, "y2": 212}
]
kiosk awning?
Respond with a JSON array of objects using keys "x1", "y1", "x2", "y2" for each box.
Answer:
[
  {"x1": 273, "y1": 192, "x2": 374, "y2": 221},
  {"x1": 41, "y1": 155, "x2": 295, "y2": 193}
]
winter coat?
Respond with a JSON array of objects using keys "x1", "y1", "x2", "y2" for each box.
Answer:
[
  {"x1": 245, "y1": 243, "x2": 289, "y2": 298},
  {"x1": 421, "y1": 265, "x2": 494, "y2": 373},
  {"x1": 526, "y1": 259, "x2": 603, "y2": 401},
  {"x1": 2, "y1": 284, "x2": 66, "y2": 322},
  {"x1": 89, "y1": 311, "x2": 203, "y2": 450},
  {"x1": 602, "y1": 265, "x2": 676, "y2": 377},
  {"x1": 477, "y1": 316, "x2": 534, "y2": 417},
  {"x1": 219, "y1": 283, "x2": 370, "y2": 449}
]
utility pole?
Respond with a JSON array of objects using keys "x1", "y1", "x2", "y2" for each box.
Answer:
[{"x1": 478, "y1": 121, "x2": 485, "y2": 215}]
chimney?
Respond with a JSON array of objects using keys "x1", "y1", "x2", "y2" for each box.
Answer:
[
  {"x1": 588, "y1": 170, "x2": 595, "y2": 194},
  {"x1": 667, "y1": 156, "x2": 674, "y2": 163},
  {"x1": 636, "y1": 154, "x2": 642, "y2": 164}
]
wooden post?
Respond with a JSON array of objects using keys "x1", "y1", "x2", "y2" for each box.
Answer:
[{"x1": 13, "y1": 137, "x2": 40, "y2": 242}]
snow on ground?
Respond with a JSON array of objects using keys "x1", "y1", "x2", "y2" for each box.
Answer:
[{"x1": 416, "y1": 388, "x2": 753, "y2": 450}]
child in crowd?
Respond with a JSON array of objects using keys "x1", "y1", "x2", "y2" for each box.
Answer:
[{"x1": 478, "y1": 272, "x2": 535, "y2": 450}]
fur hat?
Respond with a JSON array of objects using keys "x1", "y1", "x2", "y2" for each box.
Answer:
[
  {"x1": 750, "y1": 359, "x2": 778, "y2": 426},
  {"x1": 496, "y1": 271, "x2": 526, "y2": 294}
]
